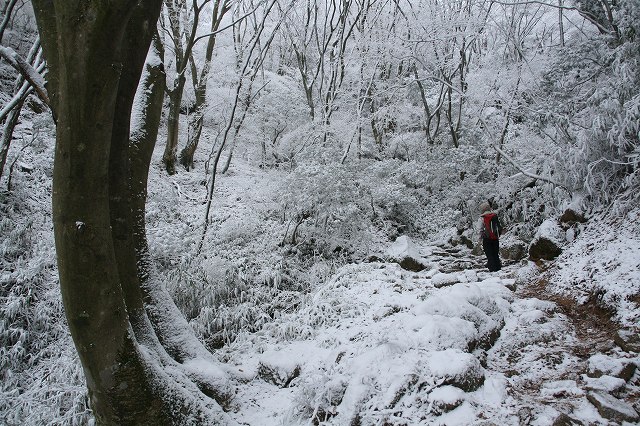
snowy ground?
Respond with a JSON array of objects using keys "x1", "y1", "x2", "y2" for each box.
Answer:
[
  {"x1": 2, "y1": 125, "x2": 639, "y2": 424},
  {"x1": 217, "y1": 245, "x2": 640, "y2": 425},
  {"x1": 143, "y1": 153, "x2": 640, "y2": 425}
]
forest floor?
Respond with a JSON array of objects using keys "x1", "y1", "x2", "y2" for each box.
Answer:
[
  {"x1": 168, "y1": 157, "x2": 640, "y2": 425},
  {"x1": 217, "y1": 243, "x2": 640, "y2": 425},
  {"x1": 2, "y1": 131, "x2": 639, "y2": 425}
]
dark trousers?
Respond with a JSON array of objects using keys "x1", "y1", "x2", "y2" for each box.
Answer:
[{"x1": 482, "y1": 238, "x2": 502, "y2": 272}]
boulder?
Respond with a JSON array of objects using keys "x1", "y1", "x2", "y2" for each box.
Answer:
[
  {"x1": 500, "y1": 239, "x2": 528, "y2": 261},
  {"x1": 502, "y1": 279, "x2": 516, "y2": 292},
  {"x1": 529, "y1": 237, "x2": 562, "y2": 261},
  {"x1": 559, "y1": 208, "x2": 587, "y2": 225},
  {"x1": 431, "y1": 272, "x2": 461, "y2": 288},
  {"x1": 257, "y1": 360, "x2": 301, "y2": 388},
  {"x1": 471, "y1": 242, "x2": 484, "y2": 256},
  {"x1": 529, "y1": 219, "x2": 564, "y2": 261},
  {"x1": 541, "y1": 380, "x2": 584, "y2": 398},
  {"x1": 551, "y1": 413, "x2": 584, "y2": 426},
  {"x1": 428, "y1": 385, "x2": 465, "y2": 415},
  {"x1": 459, "y1": 235, "x2": 474, "y2": 249},
  {"x1": 584, "y1": 375, "x2": 626, "y2": 396},
  {"x1": 426, "y1": 349, "x2": 485, "y2": 392},
  {"x1": 587, "y1": 353, "x2": 637, "y2": 382},
  {"x1": 614, "y1": 329, "x2": 640, "y2": 353},
  {"x1": 586, "y1": 391, "x2": 639, "y2": 423},
  {"x1": 385, "y1": 236, "x2": 431, "y2": 272}
]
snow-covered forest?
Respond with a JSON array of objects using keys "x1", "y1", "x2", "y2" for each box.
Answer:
[{"x1": 1, "y1": 0, "x2": 639, "y2": 424}]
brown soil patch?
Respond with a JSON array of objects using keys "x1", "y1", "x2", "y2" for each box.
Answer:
[{"x1": 518, "y1": 277, "x2": 618, "y2": 358}]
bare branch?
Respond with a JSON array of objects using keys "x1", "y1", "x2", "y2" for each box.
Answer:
[
  {"x1": 193, "y1": 5, "x2": 261, "y2": 45},
  {"x1": 0, "y1": 45, "x2": 50, "y2": 107},
  {"x1": 492, "y1": 144, "x2": 570, "y2": 192}
]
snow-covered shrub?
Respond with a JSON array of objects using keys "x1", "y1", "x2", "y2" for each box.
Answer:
[
  {"x1": 278, "y1": 162, "x2": 376, "y2": 258},
  {"x1": 1, "y1": 152, "x2": 89, "y2": 425},
  {"x1": 538, "y1": 4, "x2": 640, "y2": 213},
  {"x1": 165, "y1": 255, "x2": 300, "y2": 349},
  {"x1": 277, "y1": 159, "x2": 439, "y2": 260}
]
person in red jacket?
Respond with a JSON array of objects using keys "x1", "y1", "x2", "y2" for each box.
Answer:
[{"x1": 478, "y1": 201, "x2": 502, "y2": 272}]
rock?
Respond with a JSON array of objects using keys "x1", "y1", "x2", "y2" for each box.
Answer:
[
  {"x1": 426, "y1": 349, "x2": 485, "y2": 392},
  {"x1": 529, "y1": 237, "x2": 562, "y2": 261},
  {"x1": 587, "y1": 353, "x2": 637, "y2": 382},
  {"x1": 386, "y1": 236, "x2": 431, "y2": 272},
  {"x1": 614, "y1": 329, "x2": 640, "y2": 353},
  {"x1": 502, "y1": 279, "x2": 516, "y2": 291},
  {"x1": 471, "y1": 242, "x2": 484, "y2": 256},
  {"x1": 586, "y1": 391, "x2": 639, "y2": 423},
  {"x1": 257, "y1": 361, "x2": 301, "y2": 388},
  {"x1": 584, "y1": 375, "x2": 626, "y2": 396},
  {"x1": 541, "y1": 380, "x2": 584, "y2": 398},
  {"x1": 500, "y1": 238, "x2": 528, "y2": 261},
  {"x1": 448, "y1": 230, "x2": 474, "y2": 250},
  {"x1": 428, "y1": 385, "x2": 465, "y2": 415},
  {"x1": 529, "y1": 219, "x2": 563, "y2": 261},
  {"x1": 551, "y1": 413, "x2": 584, "y2": 426},
  {"x1": 431, "y1": 272, "x2": 461, "y2": 288},
  {"x1": 559, "y1": 208, "x2": 587, "y2": 225},
  {"x1": 472, "y1": 318, "x2": 503, "y2": 351},
  {"x1": 459, "y1": 235, "x2": 474, "y2": 249},
  {"x1": 398, "y1": 257, "x2": 428, "y2": 272},
  {"x1": 464, "y1": 270, "x2": 478, "y2": 283}
]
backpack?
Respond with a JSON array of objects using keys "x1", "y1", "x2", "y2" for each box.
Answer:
[{"x1": 482, "y1": 213, "x2": 502, "y2": 240}]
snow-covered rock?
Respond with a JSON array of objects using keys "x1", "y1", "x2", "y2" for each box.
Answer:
[
  {"x1": 257, "y1": 350, "x2": 302, "y2": 388},
  {"x1": 385, "y1": 235, "x2": 431, "y2": 272},
  {"x1": 541, "y1": 380, "x2": 584, "y2": 398},
  {"x1": 425, "y1": 349, "x2": 485, "y2": 392},
  {"x1": 559, "y1": 208, "x2": 587, "y2": 226},
  {"x1": 529, "y1": 219, "x2": 564, "y2": 261},
  {"x1": 428, "y1": 385, "x2": 466, "y2": 414},
  {"x1": 432, "y1": 272, "x2": 462, "y2": 288},
  {"x1": 615, "y1": 329, "x2": 640, "y2": 354},
  {"x1": 499, "y1": 235, "x2": 528, "y2": 261},
  {"x1": 583, "y1": 375, "x2": 627, "y2": 395},
  {"x1": 586, "y1": 391, "x2": 639, "y2": 423},
  {"x1": 587, "y1": 353, "x2": 637, "y2": 382}
]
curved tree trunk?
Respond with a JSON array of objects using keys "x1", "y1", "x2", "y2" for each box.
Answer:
[{"x1": 31, "y1": 1, "x2": 231, "y2": 423}]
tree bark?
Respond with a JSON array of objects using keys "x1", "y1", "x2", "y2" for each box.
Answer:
[
  {"x1": 162, "y1": 74, "x2": 186, "y2": 175},
  {"x1": 31, "y1": 1, "x2": 230, "y2": 423}
]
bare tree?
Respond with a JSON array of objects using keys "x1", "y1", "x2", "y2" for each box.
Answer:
[
  {"x1": 199, "y1": 0, "x2": 282, "y2": 252},
  {"x1": 179, "y1": 0, "x2": 233, "y2": 170},
  {"x1": 161, "y1": 0, "x2": 211, "y2": 174}
]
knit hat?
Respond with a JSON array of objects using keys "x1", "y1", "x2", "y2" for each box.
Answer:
[{"x1": 479, "y1": 201, "x2": 491, "y2": 213}]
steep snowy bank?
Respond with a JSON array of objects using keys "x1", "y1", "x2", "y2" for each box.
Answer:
[{"x1": 550, "y1": 208, "x2": 640, "y2": 327}]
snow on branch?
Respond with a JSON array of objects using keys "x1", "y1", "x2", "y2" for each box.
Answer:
[
  {"x1": 491, "y1": 144, "x2": 571, "y2": 193},
  {"x1": 0, "y1": 45, "x2": 50, "y2": 107}
]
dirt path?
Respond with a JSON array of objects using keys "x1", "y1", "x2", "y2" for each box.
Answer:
[{"x1": 518, "y1": 273, "x2": 619, "y2": 358}]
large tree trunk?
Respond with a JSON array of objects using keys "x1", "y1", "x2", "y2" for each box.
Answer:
[{"x1": 31, "y1": 1, "x2": 230, "y2": 423}]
